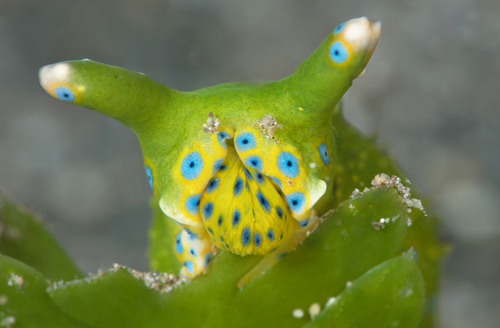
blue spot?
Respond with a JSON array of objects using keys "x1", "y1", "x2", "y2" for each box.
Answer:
[
  {"x1": 206, "y1": 177, "x2": 220, "y2": 193},
  {"x1": 203, "y1": 202, "x2": 214, "y2": 219},
  {"x1": 184, "y1": 228, "x2": 199, "y2": 240},
  {"x1": 235, "y1": 132, "x2": 257, "y2": 152},
  {"x1": 190, "y1": 248, "x2": 198, "y2": 257},
  {"x1": 278, "y1": 252, "x2": 287, "y2": 259},
  {"x1": 213, "y1": 159, "x2": 224, "y2": 174},
  {"x1": 204, "y1": 253, "x2": 212, "y2": 267},
  {"x1": 220, "y1": 236, "x2": 224, "y2": 242},
  {"x1": 277, "y1": 151, "x2": 300, "y2": 178},
  {"x1": 334, "y1": 21, "x2": 346, "y2": 34},
  {"x1": 217, "y1": 131, "x2": 231, "y2": 148},
  {"x1": 242, "y1": 227, "x2": 251, "y2": 246},
  {"x1": 276, "y1": 206, "x2": 283, "y2": 219},
  {"x1": 245, "y1": 156, "x2": 263, "y2": 171},
  {"x1": 232, "y1": 210, "x2": 241, "y2": 226},
  {"x1": 207, "y1": 227, "x2": 214, "y2": 234},
  {"x1": 181, "y1": 151, "x2": 204, "y2": 180},
  {"x1": 184, "y1": 261, "x2": 195, "y2": 274},
  {"x1": 219, "y1": 164, "x2": 227, "y2": 171},
  {"x1": 185, "y1": 194, "x2": 202, "y2": 215},
  {"x1": 286, "y1": 192, "x2": 307, "y2": 213},
  {"x1": 270, "y1": 176, "x2": 282, "y2": 187},
  {"x1": 218, "y1": 215, "x2": 223, "y2": 226},
  {"x1": 330, "y1": 41, "x2": 349, "y2": 64},
  {"x1": 244, "y1": 167, "x2": 253, "y2": 180},
  {"x1": 318, "y1": 143, "x2": 331, "y2": 165},
  {"x1": 145, "y1": 166, "x2": 154, "y2": 191},
  {"x1": 298, "y1": 217, "x2": 310, "y2": 227},
  {"x1": 255, "y1": 232, "x2": 262, "y2": 247},
  {"x1": 234, "y1": 177, "x2": 243, "y2": 196},
  {"x1": 176, "y1": 230, "x2": 183, "y2": 254},
  {"x1": 255, "y1": 172, "x2": 265, "y2": 184},
  {"x1": 257, "y1": 190, "x2": 271, "y2": 212},
  {"x1": 267, "y1": 228, "x2": 275, "y2": 241},
  {"x1": 54, "y1": 86, "x2": 75, "y2": 101}
]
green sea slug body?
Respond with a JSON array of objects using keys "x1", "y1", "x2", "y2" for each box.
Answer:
[{"x1": 39, "y1": 17, "x2": 380, "y2": 280}]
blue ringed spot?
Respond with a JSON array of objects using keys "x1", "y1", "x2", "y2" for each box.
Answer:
[
  {"x1": 276, "y1": 206, "x2": 283, "y2": 219},
  {"x1": 329, "y1": 41, "x2": 349, "y2": 64},
  {"x1": 217, "y1": 131, "x2": 231, "y2": 148},
  {"x1": 286, "y1": 192, "x2": 307, "y2": 214},
  {"x1": 203, "y1": 202, "x2": 214, "y2": 219},
  {"x1": 205, "y1": 177, "x2": 220, "y2": 193},
  {"x1": 54, "y1": 86, "x2": 75, "y2": 101},
  {"x1": 145, "y1": 165, "x2": 154, "y2": 191},
  {"x1": 244, "y1": 167, "x2": 253, "y2": 180},
  {"x1": 190, "y1": 248, "x2": 198, "y2": 257},
  {"x1": 218, "y1": 215, "x2": 223, "y2": 226},
  {"x1": 277, "y1": 151, "x2": 300, "y2": 178},
  {"x1": 185, "y1": 194, "x2": 202, "y2": 215},
  {"x1": 334, "y1": 22, "x2": 346, "y2": 34},
  {"x1": 184, "y1": 261, "x2": 195, "y2": 274},
  {"x1": 213, "y1": 159, "x2": 224, "y2": 174},
  {"x1": 318, "y1": 143, "x2": 331, "y2": 165},
  {"x1": 204, "y1": 253, "x2": 213, "y2": 267},
  {"x1": 235, "y1": 132, "x2": 257, "y2": 152},
  {"x1": 257, "y1": 190, "x2": 271, "y2": 213},
  {"x1": 242, "y1": 227, "x2": 251, "y2": 246},
  {"x1": 298, "y1": 217, "x2": 310, "y2": 227},
  {"x1": 184, "y1": 228, "x2": 199, "y2": 240},
  {"x1": 181, "y1": 151, "x2": 204, "y2": 180},
  {"x1": 254, "y1": 232, "x2": 262, "y2": 247},
  {"x1": 175, "y1": 230, "x2": 184, "y2": 254},
  {"x1": 234, "y1": 177, "x2": 244, "y2": 196},
  {"x1": 255, "y1": 172, "x2": 265, "y2": 184},
  {"x1": 232, "y1": 209, "x2": 241, "y2": 226},
  {"x1": 245, "y1": 155, "x2": 263, "y2": 171},
  {"x1": 267, "y1": 228, "x2": 275, "y2": 241}
]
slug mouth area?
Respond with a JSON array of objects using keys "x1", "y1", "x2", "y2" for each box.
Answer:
[{"x1": 199, "y1": 145, "x2": 298, "y2": 256}]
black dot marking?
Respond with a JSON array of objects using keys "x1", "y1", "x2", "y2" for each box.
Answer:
[
  {"x1": 251, "y1": 160, "x2": 257, "y2": 166},
  {"x1": 220, "y1": 165, "x2": 227, "y2": 171},
  {"x1": 218, "y1": 216, "x2": 223, "y2": 226},
  {"x1": 189, "y1": 162, "x2": 194, "y2": 168},
  {"x1": 287, "y1": 161, "x2": 292, "y2": 167},
  {"x1": 242, "y1": 139, "x2": 248, "y2": 144},
  {"x1": 292, "y1": 200, "x2": 298, "y2": 206}
]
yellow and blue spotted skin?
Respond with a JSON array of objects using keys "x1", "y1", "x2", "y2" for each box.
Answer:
[{"x1": 39, "y1": 18, "x2": 381, "y2": 278}]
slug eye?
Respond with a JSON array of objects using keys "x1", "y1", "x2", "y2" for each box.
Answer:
[
  {"x1": 54, "y1": 86, "x2": 76, "y2": 101},
  {"x1": 334, "y1": 22, "x2": 346, "y2": 35},
  {"x1": 329, "y1": 41, "x2": 349, "y2": 64}
]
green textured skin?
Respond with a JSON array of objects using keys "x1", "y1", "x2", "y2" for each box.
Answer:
[
  {"x1": 0, "y1": 196, "x2": 83, "y2": 281},
  {"x1": 47, "y1": 188, "x2": 413, "y2": 328},
  {"x1": 0, "y1": 255, "x2": 90, "y2": 328}
]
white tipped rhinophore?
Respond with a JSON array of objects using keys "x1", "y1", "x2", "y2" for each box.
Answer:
[
  {"x1": 343, "y1": 17, "x2": 381, "y2": 49},
  {"x1": 39, "y1": 63, "x2": 71, "y2": 90}
]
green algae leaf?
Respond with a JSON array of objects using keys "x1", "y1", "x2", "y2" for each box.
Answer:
[
  {"x1": 0, "y1": 254, "x2": 91, "y2": 328},
  {"x1": 48, "y1": 187, "x2": 410, "y2": 328},
  {"x1": 332, "y1": 107, "x2": 444, "y2": 327},
  {"x1": 148, "y1": 198, "x2": 182, "y2": 273},
  {"x1": 305, "y1": 250, "x2": 425, "y2": 328},
  {"x1": 0, "y1": 196, "x2": 83, "y2": 281}
]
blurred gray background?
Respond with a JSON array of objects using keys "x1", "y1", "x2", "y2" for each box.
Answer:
[{"x1": 0, "y1": 0, "x2": 499, "y2": 326}]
